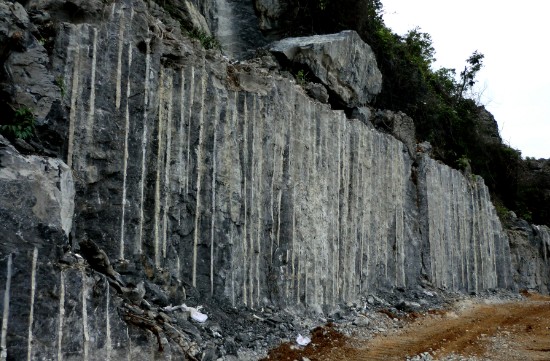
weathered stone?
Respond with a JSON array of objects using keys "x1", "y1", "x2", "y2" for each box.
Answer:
[
  {"x1": 417, "y1": 155, "x2": 514, "y2": 292},
  {"x1": 395, "y1": 300, "x2": 421, "y2": 313},
  {"x1": 351, "y1": 106, "x2": 374, "y2": 129},
  {"x1": 0, "y1": 1, "x2": 59, "y2": 121},
  {"x1": 208, "y1": 0, "x2": 268, "y2": 58},
  {"x1": 0, "y1": 0, "x2": 548, "y2": 359},
  {"x1": 269, "y1": 30, "x2": 382, "y2": 107},
  {"x1": 373, "y1": 110, "x2": 416, "y2": 157},
  {"x1": 180, "y1": 0, "x2": 211, "y2": 35},
  {"x1": 508, "y1": 215, "x2": 550, "y2": 293},
  {"x1": 352, "y1": 316, "x2": 370, "y2": 327},
  {"x1": 0, "y1": 134, "x2": 74, "y2": 239},
  {"x1": 25, "y1": 0, "x2": 108, "y2": 22},
  {"x1": 254, "y1": 0, "x2": 286, "y2": 33},
  {"x1": 304, "y1": 82, "x2": 329, "y2": 103}
]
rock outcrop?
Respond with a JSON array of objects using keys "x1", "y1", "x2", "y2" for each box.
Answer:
[
  {"x1": 0, "y1": 1, "x2": 60, "y2": 122},
  {"x1": 418, "y1": 156, "x2": 513, "y2": 292},
  {"x1": 508, "y1": 216, "x2": 550, "y2": 293},
  {"x1": 269, "y1": 31, "x2": 382, "y2": 107},
  {"x1": 0, "y1": 0, "x2": 544, "y2": 359},
  {"x1": 0, "y1": 134, "x2": 76, "y2": 359}
]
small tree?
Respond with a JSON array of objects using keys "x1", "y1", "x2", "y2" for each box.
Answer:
[{"x1": 457, "y1": 50, "x2": 484, "y2": 98}]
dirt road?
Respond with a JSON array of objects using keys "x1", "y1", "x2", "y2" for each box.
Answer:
[{"x1": 264, "y1": 294, "x2": 550, "y2": 360}]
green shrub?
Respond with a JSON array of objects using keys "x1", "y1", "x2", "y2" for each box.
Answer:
[
  {"x1": 55, "y1": 76, "x2": 66, "y2": 99},
  {"x1": 295, "y1": 69, "x2": 308, "y2": 86},
  {"x1": 187, "y1": 29, "x2": 221, "y2": 50},
  {"x1": 0, "y1": 106, "x2": 35, "y2": 140}
]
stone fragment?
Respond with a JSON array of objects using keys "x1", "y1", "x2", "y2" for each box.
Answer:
[
  {"x1": 270, "y1": 30, "x2": 382, "y2": 107},
  {"x1": 351, "y1": 106, "x2": 374, "y2": 129},
  {"x1": 372, "y1": 110, "x2": 417, "y2": 157},
  {"x1": 304, "y1": 82, "x2": 329, "y2": 103},
  {"x1": 353, "y1": 316, "x2": 370, "y2": 327},
  {"x1": 395, "y1": 300, "x2": 421, "y2": 313}
]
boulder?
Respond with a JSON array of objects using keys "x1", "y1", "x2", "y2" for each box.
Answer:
[
  {"x1": 269, "y1": 30, "x2": 382, "y2": 107},
  {"x1": 305, "y1": 82, "x2": 329, "y2": 103}
]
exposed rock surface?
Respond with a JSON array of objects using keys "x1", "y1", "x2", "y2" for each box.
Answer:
[
  {"x1": 507, "y1": 215, "x2": 550, "y2": 293},
  {"x1": 254, "y1": 0, "x2": 286, "y2": 35},
  {"x1": 206, "y1": 0, "x2": 268, "y2": 58},
  {"x1": 0, "y1": 0, "x2": 545, "y2": 360},
  {"x1": 0, "y1": 1, "x2": 60, "y2": 122},
  {"x1": 150, "y1": 0, "x2": 212, "y2": 35},
  {"x1": 0, "y1": 134, "x2": 76, "y2": 359},
  {"x1": 418, "y1": 155, "x2": 513, "y2": 292},
  {"x1": 350, "y1": 106, "x2": 374, "y2": 129},
  {"x1": 269, "y1": 30, "x2": 382, "y2": 107},
  {"x1": 0, "y1": 134, "x2": 74, "y2": 239},
  {"x1": 372, "y1": 110, "x2": 416, "y2": 157}
]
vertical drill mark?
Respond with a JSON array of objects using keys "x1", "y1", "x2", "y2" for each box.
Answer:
[
  {"x1": 242, "y1": 95, "x2": 249, "y2": 306},
  {"x1": 137, "y1": 37, "x2": 151, "y2": 255},
  {"x1": 86, "y1": 28, "x2": 98, "y2": 144},
  {"x1": 178, "y1": 68, "x2": 186, "y2": 193},
  {"x1": 154, "y1": 68, "x2": 166, "y2": 268},
  {"x1": 119, "y1": 40, "x2": 133, "y2": 260},
  {"x1": 1, "y1": 254, "x2": 13, "y2": 361},
  {"x1": 254, "y1": 97, "x2": 263, "y2": 305},
  {"x1": 291, "y1": 186, "x2": 296, "y2": 303},
  {"x1": 82, "y1": 270, "x2": 89, "y2": 361},
  {"x1": 336, "y1": 117, "x2": 342, "y2": 302},
  {"x1": 192, "y1": 63, "x2": 207, "y2": 287},
  {"x1": 210, "y1": 99, "x2": 219, "y2": 296},
  {"x1": 67, "y1": 31, "x2": 81, "y2": 169},
  {"x1": 162, "y1": 72, "x2": 174, "y2": 261},
  {"x1": 57, "y1": 271, "x2": 65, "y2": 361},
  {"x1": 231, "y1": 233, "x2": 235, "y2": 307},
  {"x1": 26, "y1": 248, "x2": 38, "y2": 361},
  {"x1": 115, "y1": 9, "x2": 125, "y2": 110},
  {"x1": 105, "y1": 284, "x2": 111, "y2": 361},
  {"x1": 186, "y1": 67, "x2": 195, "y2": 195}
]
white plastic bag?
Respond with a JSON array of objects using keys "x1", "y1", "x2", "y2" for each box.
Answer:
[
  {"x1": 296, "y1": 334, "x2": 311, "y2": 346},
  {"x1": 161, "y1": 303, "x2": 208, "y2": 323}
]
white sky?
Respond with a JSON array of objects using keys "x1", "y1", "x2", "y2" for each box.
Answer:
[{"x1": 381, "y1": 0, "x2": 550, "y2": 159}]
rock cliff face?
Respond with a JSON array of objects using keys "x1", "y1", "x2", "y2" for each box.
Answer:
[
  {"x1": 0, "y1": 0, "x2": 544, "y2": 359},
  {"x1": 508, "y1": 218, "x2": 550, "y2": 293}
]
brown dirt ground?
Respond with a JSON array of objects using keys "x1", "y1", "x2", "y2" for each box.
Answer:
[{"x1": 263, "y1": 293, "x2": 550, "y2": 361}]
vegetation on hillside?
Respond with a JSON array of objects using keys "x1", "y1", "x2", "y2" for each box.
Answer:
[{"x1": 276, "y1": 0, "x2": 548, "y2": 225}]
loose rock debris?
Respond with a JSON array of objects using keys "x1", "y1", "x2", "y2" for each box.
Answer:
[{"x1": 262, "y1": 293, "x2": 550, "y2": 361}]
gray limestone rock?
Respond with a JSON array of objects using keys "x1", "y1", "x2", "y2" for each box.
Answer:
[
  {"x1": 0, "y1": 1, "x2": 59, "y2": 122},
  {"x1": 352, "y1": 316, "x2": 370, "y2": 327},
  {"x1": 508, "y1": 216, "x2": 550, "y2": 293},
  {"x1": 417, "y1": 155, "x2": 513, "y2": 292},
  {"x1": 351, "y1": 107, "x2": 374, "y2": 129},
  {"x1": 304, "y1": 82, "x2": 329, "y2": 103},
  {"x1": 373, "y1": 110, "x2": 416, "y2": 157},
  {"x1": 254, "y1": 0, "x2": 287, "y2": 33},
  {"x1": 0, "y1": 134, "x2": 74, "y2": 239},
  {"x1": 209, "y1": 0, "x2": 268, "y2": 59},
  {"x1": 269, "y1": 30, "x2": 382, "y2": 107},
  {"x1": 0, "y1": 0, "x2": 548, "y2": 359},
  {"x1": 180, "y1": 0, "x2": 212, "y2": 35}
]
